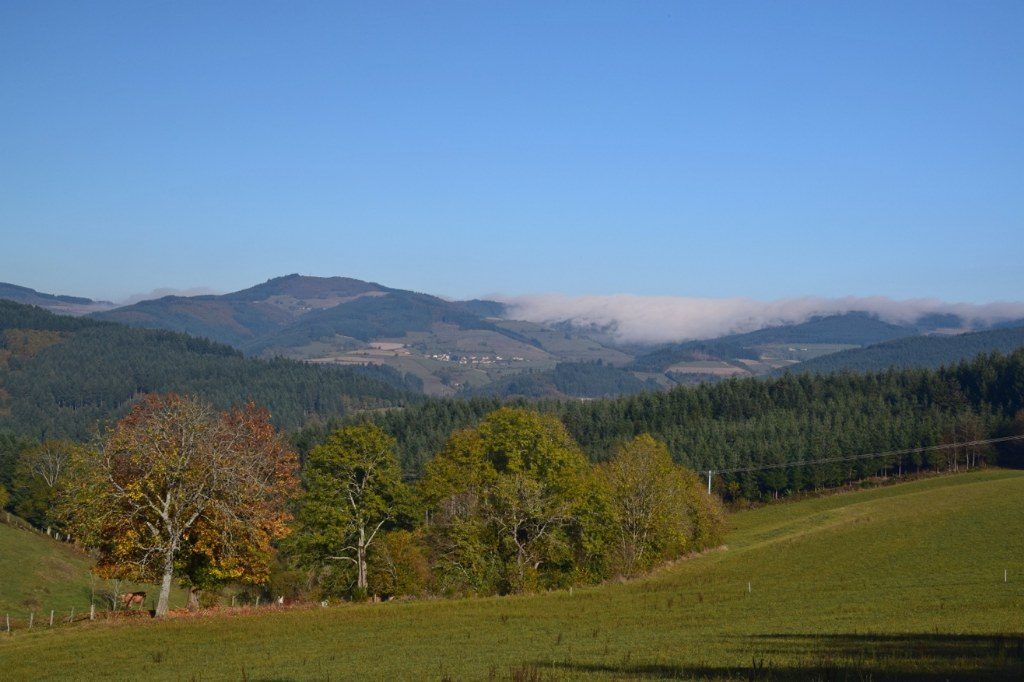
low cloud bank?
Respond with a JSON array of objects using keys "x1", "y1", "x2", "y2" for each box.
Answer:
[
  {"x1": 120, "y1": 287, "x2": 221, "y2": 305},
  {"x1": 500, "y1": 294, "x2": 1024, "y2": 345}
]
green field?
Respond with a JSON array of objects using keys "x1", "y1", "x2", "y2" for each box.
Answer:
[
  {"x1": 0, "y1": 518, "x2": 184, "y2": 617},
  {"x1": 1, "y1": 470, "x2": 1022, "y2": 680}
]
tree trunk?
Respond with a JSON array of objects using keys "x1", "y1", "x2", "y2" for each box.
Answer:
[
  {"x1": 156, "y1": 558, "x2": 174, "y2": 617},
  {"x1": 187, "y1": 587, "x2": 202, "y2": 610},
  {"x1": 356, "y1": 526, "x2": 368, "y2": 592}
]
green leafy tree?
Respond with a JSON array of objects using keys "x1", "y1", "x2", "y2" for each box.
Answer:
[
  {"x1": 12, "y1": 439, "x2": 81, "y2": 529},
  {"x1": 367, "y1": 529, "x2": 431, "y2": 598},
  {"x1": 292, "y1": 423, "x2": 412, "y2": 598},
  {"x1": 421, "y1": 407, "x2": 595, "y2": 593},
  {"x1": 600, "y1": 434, "x2": 723, "y2": 575}
]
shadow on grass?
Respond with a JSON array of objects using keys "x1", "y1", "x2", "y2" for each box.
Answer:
[{"x1": 535, "y1": 633, "x2": 1024, "y2": 680}]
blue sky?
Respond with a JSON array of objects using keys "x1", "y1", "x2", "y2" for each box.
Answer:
[{"x1": 1, "y1": 1, "x2": 1021, "y2": 303}]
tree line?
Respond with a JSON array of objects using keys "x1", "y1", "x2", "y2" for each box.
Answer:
[
  {"x1": 302, "y1": 349, "x2": 1024, "y2": 497},
  {"x1": 2, "y1": 343, "x2": 1022, "y2": 613},
  {"x1": 0, "y1": 397, "x2": 722, "y2": 614}
]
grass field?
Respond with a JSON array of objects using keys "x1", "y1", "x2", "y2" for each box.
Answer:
[
  {"x1": 0, "y1": 518, "x2": 96, "y2": 614},
  {"x1": 0, "y1": 518, "x2": 184, "y2": 617},
  {"x1": 1, "y1": 470, "x2": 1022, "y2": 680}
]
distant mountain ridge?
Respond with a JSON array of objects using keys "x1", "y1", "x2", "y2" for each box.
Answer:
[
  {"x1": 92, "y1": 274, "x2": 524, "y2": 356},
  {"x1": 631, "y1": 312, "x2": 914, "y2": 372},
  {"x1": 0, "y1": 282, "x2": 116, "y2": 316},
  {"x1": 780, "y1": 325, "x2": 1024, "y2": 375},
  {"x1": 5, "y1": 275, "x2": 1024, "y2": 397}
]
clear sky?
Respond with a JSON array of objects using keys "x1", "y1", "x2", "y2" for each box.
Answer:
[{"x1": 1, "y1": 1, "x2": 1021, "y2": 303}]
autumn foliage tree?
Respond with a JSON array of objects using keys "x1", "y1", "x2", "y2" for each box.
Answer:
[{"x1": 61, "y1": 394, "x2": 299, "y2": 616}]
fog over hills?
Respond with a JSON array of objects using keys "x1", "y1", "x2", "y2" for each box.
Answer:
[
  {"x1": 4, "y1": 275, "x2": 1024, "y2": 398},
  {"x1": 501, "y1": 293, "x2": 1024, "y2": 345}
]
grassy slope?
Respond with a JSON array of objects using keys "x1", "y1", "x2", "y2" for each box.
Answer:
[
  {"x1": 0, "y1": 520, "x2": 95, "y2": 613},
  {"x1": 2, "y1": 471, "x2": 1023, "y2": 680},
  {"x1": 0, "y1": 519, "x2": 184, "y2": 615}
]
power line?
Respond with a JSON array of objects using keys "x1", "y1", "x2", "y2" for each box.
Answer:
[{"x1": 704, "y1": 434, "x2": 1024, "y2": 493}]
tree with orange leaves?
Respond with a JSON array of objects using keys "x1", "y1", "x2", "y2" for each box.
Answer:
[{"x1": 61, "y1": 394, "x2": 299, "y2": 616}]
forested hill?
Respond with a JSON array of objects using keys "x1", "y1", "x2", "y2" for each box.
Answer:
[
  {"x1": 0, "y1": 282, "x2": 116, "y2": 316},
  {"x1": 784, "y1": 326, "x2": 1024, "y2": 375},
  {"x1": 311, "y1": 349, "x2": 1024, "y2": 495},
  {"x1": 0, "y1": 300, "x2": 422, "y2": 440},
  {"x1": 631, "y1": 312, "x2": 916, "y2": 372},
  {"x1": 90, "y1": 274, "x2": 512, "y2": 354},
  {"x1": 460, "y1": 360, "x2": 657, "y2": 399}
]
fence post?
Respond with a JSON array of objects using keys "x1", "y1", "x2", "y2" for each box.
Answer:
[
  {"x1": 49, "y1": 610, "x2": 54, "y2": 627},
  {"x1": 29, "y1": 612, "x2": 34, "y2": 629},
  {"x1": 5, "y1": 613, "x2": 9, "y2": 633}
]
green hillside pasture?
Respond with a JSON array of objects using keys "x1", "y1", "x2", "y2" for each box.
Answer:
[
  {"x1": 0, "y1": 518, "x2": 184, "y2": 619},
  {"x1": 0, "y1": 519, "x2": 94, "y2": 614},
  {"x1": 2, "y1": 470, "x2": 1023, "y2": 680}
]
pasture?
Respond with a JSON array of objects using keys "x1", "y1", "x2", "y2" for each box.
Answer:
[
  {"x1": 1, "y1": 469, "x2": 1022, "y2": 680},
  {"x1": 0, "y1": 517, "x2": 184, "y2": 618}
]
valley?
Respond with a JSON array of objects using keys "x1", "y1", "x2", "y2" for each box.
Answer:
[{"x1": 7, "y1": 276, "x2": 1024, "y2": 399}]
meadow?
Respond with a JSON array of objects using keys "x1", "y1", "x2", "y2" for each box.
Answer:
[
  {"x1": 0, "y1": 517, "x2": 186, "y2": 618},
  {"x1": 1, "y1": 469, "x2": 1021, "y2": 680}
]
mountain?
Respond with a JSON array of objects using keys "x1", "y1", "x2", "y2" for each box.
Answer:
[
  {"x1": 0, "y1": 282, "x2": 116, "y2": 316},
  {"x1": 91, "y1": 275, "x2": 630, "y2": 396},
  {"x1": 630, "y1": 312, "x2": 924, "y2": 379},
  {"x1": 13, "y1": 275, "x2": 1022, "y2": 396},
  {"x1": 91, "y1": 274, "x2": 392, "y2": 348},
  {"x1": 0, "y1": 300, "x2": 420, "y2": 440},
  {"x1": 781, "y1": 325, "x2": 1024, "y2": 375}
]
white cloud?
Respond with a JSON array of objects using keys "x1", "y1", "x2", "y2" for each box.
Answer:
[
  {"x1": 499, "y1": 294, "x2": 1024, "y2": 345},
  {"x1": 120, "y1": 287, "x2": 221, "y2": 305}
]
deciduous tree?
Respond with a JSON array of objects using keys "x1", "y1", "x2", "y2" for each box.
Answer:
[
  {"x1": 13, "y1": 439, "x2": 81, "y2": 529},
  {"x1": 292, "y1": 423, "x2": 411, "y2": 598},
  {"x1": 600, "y1": 434, "x2": 723, "y2": 575},
  {"x1": 421, "y1": 407, "x2": 593, "y2": 593},
  {"x1": 61, "y1": 394, "x2": 298, "y2": 616}
]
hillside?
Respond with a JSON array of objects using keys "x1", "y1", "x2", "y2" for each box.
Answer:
[
  {"x1": 461, "y1": 360, "x2": 657, "y2": 399},
  {"x1": 0, "y1": 282, "x2": 116, "y2": 316},
  {"x1": 90, "y1": 275, "x2": 625, "y2": 396},
  {"x1": 783, "y1": 326, "x2": 1024, "y2": 375},
  {"x1": 9, "y1": 276, "x2": 1024, "y2": 396},
  {"x1": 2, "y1": 470, "x2": 1021, "y2": 679},
  {"x1": 91, "y1": 274, "x2": 392, "y2": 348},
  {"x1": 335, "y1": 348, "x2": 1024, "y2": 480},
  {"x1": 632, "y1": 312, "x2": 917, "y2": 375},
  {"x1": 0, "y1": 517, "x2": 181, "y2": 615},
  {"x1": 0, "y1": 300, "x2": 420, "y2": 440}
]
